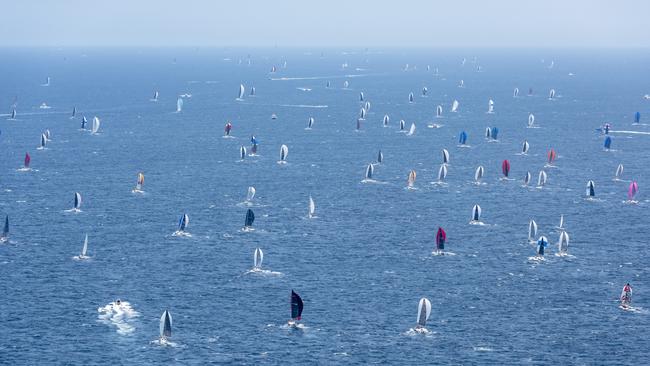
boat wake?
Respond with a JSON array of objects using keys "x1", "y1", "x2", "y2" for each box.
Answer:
[
  {"x1": 171, "y1": 231, "x2": 192, "y2": 237},
  {"x1": 404, "y1": 327, "x2": 435, "y2": 336},
  {"x1": 431, "y1": 251, "x2": 456, "y2": 256},
  {"x1": 150, "y1": 338, "x2": 179, "y2": 347},
  {"x1": 245, "y1": 268, "x2": 283, "y2": 277},
  {"x1": 97, "y1": 301, "x2": 139, "y2": 335},
  {"x1": 279, "y1": 104, "x2": 328, "y2": 109}
]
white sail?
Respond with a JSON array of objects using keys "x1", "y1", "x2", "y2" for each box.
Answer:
[
  {"x1": 471, "y1": 204, "x2": 481, "y2": 221},
  {"x1": 279, "y1": 144, "x2": 289, "y2": 162},
  {"x1": 416, "y1": 298, "x2": 432, "y2": 327},
  {"x1": 246, "y1": 186, "x2": 256, "y2": 201},
  {"x1": 81, "y1": 234, "x2": 88, "y2": 257},
  {"x1": 522, "y1": 140, "x2": 530, "y2": 154},
  {"x1": 524, "y1": 171, "x2": 532, "y2": 186},
  {"x1": 474, "y1": 166, "x2": 484, "y2": 183},
  {"x1": 74, "y1": 192, "x2": 82, "y2": 210},
  {"x1": 254, "y1": 248, "x2": 263, "y2": 268},
  {"x1": 407, "y1": 170, "x2": 416, "y2": 187},
  {"x1": 514, "y1": 87, "x2": 519, "y2": 97},
  {"x1": 240, "y1": 146, "x2": 247, "y2": 160},
  {"x1": 487, "y1": 99, "x2": 494, "y2": 113},
  {"x1": 528, "y1": 220, "x2": 537, "y2": 241},
  {"x1": 238, "y1": 84, "x2": 245, "y2": 100},
  {"x1": 383, "y1": 114, "x2": 390, "y2": 127},
  {"x1": 91, "y1": 117, "x2": 100, "y2": 134},
  {"x1": 359, "y1": 92, "x2": 364, "y2": 102},
  {"x1": 586, "y1": 180, "x2": 595, "y2": 197},
  {"x1": 442, "y1": 149, "x2": 450, "y2": 164},
  {"x1": 458, "y1": 79, "x2": 464, "y2": 88},
  {"x1": 308, "y1": 196, "x2": 315, "y2": 218},
  {"x1": 407, "y1": 123, "x2": 415, "y2": 136},
  {"x1": 528, "y1": 113, "x2": 535, "y2": 127},
  {"x1": 549, "y1": 88, "x2": 556, "y2": 99},
  {"x1": 437, "y1": 164, "x2": 447, "y2": 181},
  {"x1": 176, "y1": 98, "x2": 183, "y2": 112},
  {"x1": 307, "y1": 117, "x2": 314, "y2": 129},
  {"x1": 558, "y1": 231, "x2": 569, "y2": 253},
  {"x1": 537, "y1": 170, "x2": 547, "y2": 186},
  {"x1": 558, "y1": 214, "x2": 564, "y2": 229},
  {"x1": 615, "y1": 164, "x2": 624, "y2": 180},
  {"x1": 365, "y1": 164, "x2": 374, "y2": 179},
  {"x1": 451, "y1": 100, "x2": 459, "y2": 113},
  {"x1": 160, "y1": 310, "x2": 172, "y2": 339}
]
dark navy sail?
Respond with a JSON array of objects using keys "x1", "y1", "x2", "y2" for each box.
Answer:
[
  {"x1": 291, "y1": 290, "x2": 303, "y2": 320},
  {"x1": 635, "y1": 111, "x2": 640, "y2": 124},
  {"x1": 245, "y1": 209, "x2": 255, "y2": 227},
  {"x1": 604, "y1": 136, "x2": 612, "y2": 149},
  {"x1": 1, "y1": 215, "x2": 8, "y2": 239},
  {"x1": 491, "y1": 127, "x2": 499, "y2": 140},
  {"x1": 459, "y1": 131, "x2": 467, "y2": 145}
]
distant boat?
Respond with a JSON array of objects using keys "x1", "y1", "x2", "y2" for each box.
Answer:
[
  {"x1": 240, "y1": 146, "x2": 247, "y2": 160},
  {"x1": 91, "y1": 117, "x2": 100, "y2": 134},
  {"x1": 416, "y1": 298, "x2": 432, "y2": 330},
  {"x1": 451, "y1": 100, "x2": 459, "y2": 113},
  {"x1": 399, "y1": 120, "x2": 405, "y2": 131},
  {"x1": 523, "y1": 171, "x2": 532, "y2": 186},
  {"x1": 270, "y1": 65, "x2": 277, "y2": 73},
  {"x1": 536, "y1": 236, "x2": 548, "y2": 256},
  {"x1": 528, "y1": 220, "x2": 537, "y2": 242},
  {"x1": 528, "y1": 87, "x2": 533, "y2": 96},
  {"x1": 44, "y1": 77, "x2": 50, "y2": 86},
  {"x1": 459, "y1": 131, "x2": 467, "y2": 145},
  {"x1": 407, "y1": 170, "x2": 417, "y2": 188},
  {"x1": 307, "y1": 117, "x2": 314, "y2": 129},
  {"x1": 244, "y1": 209, "x2": 255, "y2": 229},
  {"x1": 71, "y1": 107, "x2": 77, "y2": 118},
  {"x1": 308, "y1": 196, "x2": 316, "y2": 218},
  {"x1": 549, "y1": 89, "x2": 556, "y2": 100},
  {"x1": 271, "y1": 113, "x2": 277, "y2": 120},
  {"x1": 547, "y1": 149, "x2": 557, "y2": 165},
  {"x1": 558, "y1": 231, "x2": 569, "y2": 254},
  {"x1": 522, "y1": 140, "x2": 530, "y2": 154},
  {"x1": 0, "y1": 215, "x2": 8, "y2": 242},
  {"x1": 474, "y1": 166, "x2": 484, "y2": 184},
  {"x1": 343, "y1": 80, "x2": 349, "y2": 89},
  {"x1": 485, "y1": 127, "x2": 492, "y2": 139},
  {"x1": 79, "y1": 234, "x2": 89, "y2": 259},
  {"x1": 23, "y1": 153, "x2": 31, "y2": 170},
  {"x1": 436, "y1": 105, "x2": 442, "y2": 118},
  {"x1": 377, "y1": 150, "x2": 384, "y2": 164},
  {"x1": 537, "y1": 170, "x2": 547, "y2": 187},
  {"x1": 81, "y1": 116, "x2": 88, "y2": 129},
  {"x1": 177, "y1": 214, "x2": 189, "y2": 233},
  {"x1": 359, "y1": 92, "x2": 365, "y2": 102},
  {"x1": 365, "y1": 164, "x2": 374, "y2": 180},
  {"x1": 160, "y1": 310, "x2": 172, "y2": 341},
  {"x1": 422, "y1": 87, "x2": 428, "y2": 96},
  {"x1": 364, "y1": 101, "x2": 371, "y2": 112},
  {"x1": 628, "y1": 181, "x2": 639, "y2": 201},
  {"x1": 407, "y1": 123, "x2": 415, "y2": 136},
  {"x1": 586, "y1": 180, "x2": 595, "y2": 198},
  {"x1": 134, "y1": 172, "x2": 145, "y2": 192},
  {"x1": 435, "y1": 227, "x2": 446, "y2": 252},
  {"x1": 501, "y1": 160, "x2": 510, "y2": 178},
  {"x1": 513, "y1": 88, "x2": 519, "y2": 97},
  {"x1": 604, "y1": 136, "x2": 612, "y2": 150},
  {"x1": 250, "y1": 87, "x2": 256, "y2": 96},
  {"x1": 289, "y1": 290, "x2": 304, "y2": 325},
  {"x1": 224, "y1": 122, "x2": 233, "y2": 136},
  {"x1": 458, "y1": 79, "x2": 464, "y2": 88},
  {"x1": 151, "y1": 91, "x2": 159, "y2": 102},
  {"x1": 250, "y1": 136, "x2": 258, "y2": 155},
  {"x1": 634, "y1": 111, "x2": 641, "y2": 124},
  {"x1": 487, "y1": 99, "x2": 494, "y2": 113},
  {"x1": 73, "y1": 192, "x2": 82, "y2": 211},
  {"x1": 279, "y1": 144, "x2": 288, "y2": 163},
  {"x1": 246, "y1": 186, "x2": 256, "y2": 202},
  {"x1": 558, "y1": 215, "x2": 565, "y2": 230},
  {"x1": 621, "y1": 284, "x2": 633, "y2": 308},
  {"x1": 10, "y1": 109, "x2": 16, "y2": 120},
  {"x1": 437, "y1": 164, "x2": 447, "y2": 182},
  {"x1": 45, "y1": 129, "x2": 51, "y2": 141},
  {"x1": 491, "y1": 127, "x2": 499, "y2": 140},
  {"x1": 470, "y1": 204, "x2": 482, "y2": 222},
  {"x1": 442, "y1": 149, "x2": 450, "y2": 165},
  {"x1": 359, "y1": 108, "x2": 367, "y2": 120},
  {"x1": 254, "y1": 248, "x2": 263, "y2": 268},
  {"x1": 326, "y1": 81, "x2": 331, "y2": 88},
  {"x1": 383, "y1": 114, "x2": 389, "y2": 127},
  {"x1": 615, "y1": 164, "x2": 624, "y2": 180},
  {"x1": 176, "y1": 98, "x2": 183, "y2": 112},
  {"x1": 38, "y1": 133, "x2": 47, "y2": 149},
  {"x1": 528, "y1": 113, "x2": 535, "y2": 127},
  {"x1": 237, "y1": 84, "x2": 245, "y2": 100}
]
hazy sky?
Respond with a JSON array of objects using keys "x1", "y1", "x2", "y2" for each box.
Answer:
[{"x1": 2, "y1": 0, "x2": 648, "y2": 48}]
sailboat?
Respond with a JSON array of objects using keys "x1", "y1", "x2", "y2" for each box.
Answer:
[
  {"x1": 9, "y1": 109, "x2": 16, "y2": 120},
  {"x1": 604, "y1": 136, "x2": 612, "y2": 150},
  {"x1": 627, "y1": 181, "x2": 639, "y2": 202},
  {"x1": 528, "y1": 113, "x2": 535, "y2": 128},
  {"x1": 409, "y1": 92, "x2": 414, "y2": 103},
  {"x1": 365, "y1": 101, "x2": 371, "y2": 112},
  {"x1": 434, "y1": 227, "x2": 446, "y2": 254},
  {"x1": 406, "y1": 123, "x2": 415, "y2": 136},
  {"x1": 240, "y1": 146, "x2": 247, "y2": 160},
  {"x1": 513, "y1": 87, "x2": 519, "y2": 97},
  {"x1": 415, "y1": 298, "x2": 432, "y2": 332},
  {"x1": 451, "y1": 100, "x2": 459, "y2": 113},
  {"x1": 91, "y1": 117, "x2": 100, "y2": 134},
  {"x1": 71, "y1": 106, "x2": 77, "y2": 118},
  {"x1": 501, "y1": 160, "x2": 510, "y2": 179},
  {"x1": 528, "y1": 220, "x2": 537, "y2": 243},
  {"x1": 548, "y1": 89, "x2": 556, "y2": 100},
  {"x1": 557, "y1": 215, "x2": 565, "y2": 230},
  {"x1": 422, "y1": 87, "x2": 428, "y2": 96},
  {"x1": 536, "y1": 236, "x2": 548, "y2": 257},
  {"x1": 458, "y1": 79, "x2": 464, "y2": 88},
  {"x1": 521, "y1": 140, "x2": 530, "y2": 155},
  {"x1": 359, "y1": 108, "x2": 367, "y2": 120},
  {"x1": 20, "y1": 152, "x2": 31, "y2": 171},
  {"x1": 586, "y1": 180, "x2": 595, "y2": 198},
  {"x1": 557, "y1": 231, "x2": 570, "y2": 256},
  {"x1": 243, "y1": 209, "x2": 255, "y2": 231},
  {"x1": 278, "y1": 144, "x2": 289, "y2": 164},
  {"x1": 474, "y1": 166, "x2": 484, "y2": 184},
  {"x1": 458, "y1": 131, "x2": 468, "y2": 146},
  {"x1": 133, "y1": 172, "x2": 145, "y2": 193},
  {"x1": 436, "y1": 164, "x2": 447, "y2": 183},
  {"x1": 308, "y1": 196, "x2": 316, "y2": 218},
  {"x1": 224, "y1": 122, "x2": 233, "y2": 137},
  {"x1": 546, "y1": 149, "x2": 557, "y2": 166},
  {"x1": 470, "y1": 204, "x2": 482, "y2": 224},
  {"x1": 72, "y1": 192, "x2": 82, "y2": 212},
  {"x1": 523, "y1": 171, "x2": 532, "y2": 186},
  {"x1": 81, "y1": 116, "x2": 88, "y2": 130},
  {"x1": 76, "y1": 234, "x2": 90, "y2": 260},
  {"x1": 151, "y1": 91, "x2": 159, "y2": 102},
  {"x1": 306, "y1": 117, "x2": 314, "y2": 130},
  {"x1": 614, "y1": 164, "x2": 624, "y2": 181},
  {"x1": 246, "y1": 186, "x2": 256, "y2": 202},
  {"x1": 376, "y1": 150, "x2": 384, "y2": 164},
  {"x1": 254, "y1": 248, "x2": 263, "y2": 269},
  {"x1": 343, "y1": 80, "x2": 349, "y2": 89},
  {"x1": 399, "y1": 120, "x2": 405, "y2": 132},
  {"x1": 383, "y1": 114, "x2": 390, "y2": 127},
  {"x1": 442, "y1": 149, "x2": 450, "y2": 165},
  {"x1": 364, "y1": 164, "x2": 374, "y2": 181},
  {"x1": 174, "y1": 214, "x2": 190, "y2": 236},
  {"x1": 0, "y1": 215, "x2": 8, "y2": 243},
  {"x1": 176, "y1": 98, "x2": 183, "y2": 112},
  {"x1": 289, "y1": 290, "x2": 304, "y2": 327},
  {"x1": 436, "y1": 105, "x2": 442, "y2": 118},
  {"x1": 490, "y1": 127, "x2": 499, "y2": 141},
  {"x1": 487, "y1": 99, "x2": 494, "y2": 114},
  {"x1": 634, "y1": 111, "x2": 641, "y2": 124},
  {"x1": 237, "y1": 84, "x2": 245, "y2": 101},
  {"x1": 250, "y1": 87, "x2": 256, "y2": 96},
  {"x1": 359, "y1": 92, "x2": 364, "y2": 102},
  {"x1": 250, "y1": 136, "x2": 258, "y2": 156},
  {"x1": 537, "y1": 170, "x2": 547, "y2": 187},
  {"x1": 485, "y1": 127, "x2": 492, "y2": 140},
  {"x1": 38, "y1": 133, "x2": 47, "y2": 150},
  {"x1": 159, "y1": 310, "x2": 173, "y2": 342},
  {"x1": 407, "y1": 170, "x2": 417, "y2": 188}
]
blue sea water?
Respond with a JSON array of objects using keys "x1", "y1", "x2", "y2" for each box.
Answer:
[{"x1": 1, "y1": 48, "x2": 649, "y2": 364}]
